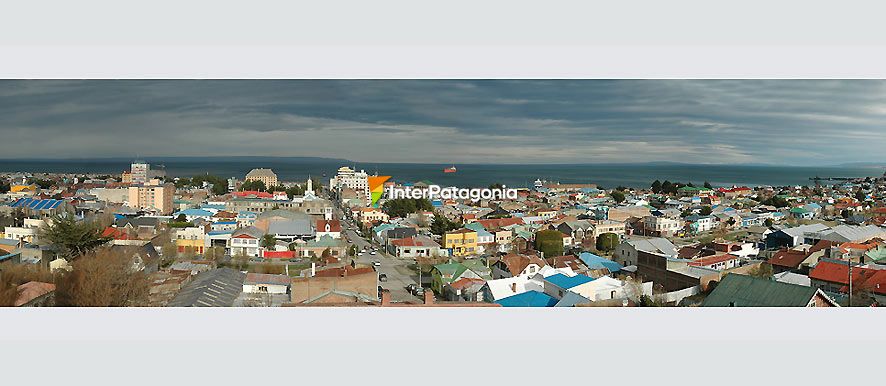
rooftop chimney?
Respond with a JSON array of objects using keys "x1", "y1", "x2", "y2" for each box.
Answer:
[
  {"x1": 424, "y1": 291, "x2": 435, "y2": 305},
  {"x1": 510, "y1": 283, "x2": 517, "y2": 293}
]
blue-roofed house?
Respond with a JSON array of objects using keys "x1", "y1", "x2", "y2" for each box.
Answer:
[
  {"x1": 542, "y1": 273, "x2": 596, "y2": 299},
  {"x1": 211, "y1": 221, "x2": 238, "y2": 232},
  {"x1": 578, "y1": 252, "x2": 623, "y2": 275},
  {"x1": 494, "y1": 290, "x2": 558, "y2": 307},
  {"x1": 236, "y1": 211, "x2": 257, "y2": 227}
]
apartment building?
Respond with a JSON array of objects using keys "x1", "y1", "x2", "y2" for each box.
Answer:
[
  {"x1": 128, "y1": 179, "x2": 175, "y2": 215},
  {"x1": 329, "y1": 166, "x2": 369, "y2": 201}
]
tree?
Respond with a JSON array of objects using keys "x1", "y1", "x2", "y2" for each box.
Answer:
[
  {"x1": 748, "y1": 263, "x2": 773, "y2": 279},
  {"x1": 38, "y1": 213, "x2": 111, "y2": 260},
  {"x1": 610, "y1": 191, "x2": 626, "y2": 204},
  {"x1": 651, "y1": 180, "x2": 662, "y2": 193},
  {"x1": 286, "y1": 184, "x2": 306, "y2": 199},
  {"x1": 382, "y1": 198, "x2": 434, "y2": 218},
  {"x1": 0, "y1": 264, "x2": 55, "y2": 306},
  {"x1": 762, "y1": 195, "x2": 789, "y2": 208},
  {"x1": 240, "y1": 180, "x2": 267, "y2": 192},
  {"x1": 430, "y1": 214, "x2": 460, "y2": 235},
  {"x1": 175, "y1": 213, "x2": 187, "y2": 223},
  {"x1": 260, "y1": 234, "x2": 277, "y2": 249},
  {"x1": 661, "y1": 180, "x2": 674, "y2": 195},
  {"x1": 534, "y1": 230, "x2": 565, "y2": 258},
  {"x1": 764, "y1": 218, "x2": 774, "y2": 227},
  {"x1": 700, "y1": 206, "x2": 713, "y2": 216},
  {"x1": 321, "y1": 247, "x2": 332, "y2": 260},
  {"x1": 703, "y1": 181, "x2": 713, "y2": 189},
  {"x1": 596, "y1": 232, "x2": 619, "y2": 252},
  {"x1": 54, "y1": 248, "x2": 150, "y2": 306},
  {"x1": 855, "y1": 189, "x2": 867, "y2": 202}
]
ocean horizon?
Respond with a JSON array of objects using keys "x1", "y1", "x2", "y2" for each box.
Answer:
[{"x1": 1, "y1": 157, "x2": 883, "y2": 189}]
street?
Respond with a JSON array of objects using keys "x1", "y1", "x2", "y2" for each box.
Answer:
[{"x1": 339, "y1": 213, "x2": 422, "y2": 302}]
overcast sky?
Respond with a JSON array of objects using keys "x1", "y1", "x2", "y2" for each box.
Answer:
[{"x1": 1, "y1": 80, "x2": 884, "y2": 165}]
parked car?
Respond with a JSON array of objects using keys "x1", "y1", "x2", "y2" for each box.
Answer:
[
  {"x1": 370, "y1": 251, "x2": 377, "y2": 255},
  {"x1": 372, "y1": 261, "x2": 381, "y2": 267},
  {"x1": 378, "y1": 273, "x2": 388, "y2": 282},
  {"x1": 413, "y1": 287, "x2": 425, "y2": 296}
]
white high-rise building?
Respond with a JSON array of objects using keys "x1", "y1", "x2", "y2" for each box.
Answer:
[
  {"x1": 329, "y1": 166, "x2": 369, "y2": 201},
  {"x1": 131, "y1": 161, "x2": 150, "y2": 184}
]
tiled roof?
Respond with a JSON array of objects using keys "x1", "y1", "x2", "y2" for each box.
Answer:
[
  {"x1": 768, "y1": 249, "x2": 808, "y2": 269},
  {"x1": 498, "y1": 253, "x2": 547, "y2": 276},
  {"x1": 14, "y1": 281, "x2": 56, "y2": 306}
]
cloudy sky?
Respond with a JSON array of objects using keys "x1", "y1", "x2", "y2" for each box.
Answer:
[{"x1": 0, "y1": 80, "x2": 884, "y2": 165}]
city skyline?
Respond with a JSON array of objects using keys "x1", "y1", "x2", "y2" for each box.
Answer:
[{"x1": 2, "y1": 80, "x2": 886, "y2": 165}]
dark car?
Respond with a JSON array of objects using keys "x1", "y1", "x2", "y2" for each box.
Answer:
[{"x1": 378, "y1": 273, "x2": 388, "y2": 282}]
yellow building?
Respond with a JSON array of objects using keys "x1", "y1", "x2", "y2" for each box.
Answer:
[
  {"x1": 10, "y1": 185, "x2": 38, "y2": 195},
  {"x1": 245, "y1": 168, "x2": 278, "y2": 187},
  {"x1": 174, "y1": 226, "x2": 206, "y2": 255},
  {"x1": 443, "y1": 228, "x2": 478, "y2": 257}
]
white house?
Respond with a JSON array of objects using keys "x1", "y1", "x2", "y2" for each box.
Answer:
[
  {"x1": 231, "y1": 226, "x2": 264, "y2": 257},
  {"x1": 243, "y1": 273, "x2": 290, "y2": 294}
]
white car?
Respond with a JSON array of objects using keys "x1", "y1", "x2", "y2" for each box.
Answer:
[
  {"x1": 370, "y1": 251, "x2": 377, "y2": 255},
  {"x1": 357, "y1": 252, "x2": 364, "y2": 256},
  {"x1": 372, "y1": 261, "x2": 381, "y2": 267}
]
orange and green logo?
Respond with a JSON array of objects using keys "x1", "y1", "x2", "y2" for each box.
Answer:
[{"x1": 368, "y1": 176, "x2": 391, "y2": 207}]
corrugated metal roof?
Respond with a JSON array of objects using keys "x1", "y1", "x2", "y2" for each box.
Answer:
[
  {"x1": 168, "y1": 268, "x2": 245, "y2": 307},
  {"x1": 702, "y1": 274, "x2": 819, "y2": 307}
]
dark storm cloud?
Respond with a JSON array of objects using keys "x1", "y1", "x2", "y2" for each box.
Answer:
[{"x1": 1, "y1": 80, "x2": 885, "y2": 164}]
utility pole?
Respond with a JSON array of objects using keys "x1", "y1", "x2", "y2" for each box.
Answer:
[{"x1": 848, "y1": 259, "x2": 853, "y2": 307}]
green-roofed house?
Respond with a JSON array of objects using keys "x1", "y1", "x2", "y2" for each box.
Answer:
[
  {"x1": 789, "y1": 206, "x2": 814, "y2": 220},
  {"x1": 677, "y1": 186, "x2": 714, "y2": 197},
  {"x1": 430, "y1": 262, "x2": 485, "y2": 295},
  {"x1": 702, "y1": 273, "x2": 838, "y2": 307},
  {"x1": 293, "y1": 235, "x2": 348, "y2": 259}
]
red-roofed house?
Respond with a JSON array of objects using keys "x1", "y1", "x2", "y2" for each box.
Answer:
[
  {"x1": 687, "y1": 254, "x2": 739, "y2": 271},
  {"x1": 768, "y1": 249, "x2": 810, "y2": 274},
  {"x1": 315, "y1": 219, "x2": 342, "y2": 239},
  {"x1": 233, "y1": 191, "x2": 274, "y2": 199},
  {"x1": 810, "y1": 260, "x2": 886, "y2": 303},
  {"x1": 102, "y1": 226, "x2": 134, "y2": 241},
  {"x1": 476, "y1": 217, "x2": 524, "y2": 231}
]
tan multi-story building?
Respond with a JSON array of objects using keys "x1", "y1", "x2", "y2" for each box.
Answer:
[
  {"x1": 128, "y1": 179, "x2": 175, "y2": 215},
  {"x1": 245, "y1": 168, "x2": 278, "y2": 187},
  {"x1": 591, "y1": 219, "x2": 627, "y2": 239}
]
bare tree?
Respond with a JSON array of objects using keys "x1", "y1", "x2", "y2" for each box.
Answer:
[
  {"x1": 0, "y1": 264, "x2": 56, "y2": 307},
  {"x1": 55, "y1": 248, "x2": 150, "y2": 307}
]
